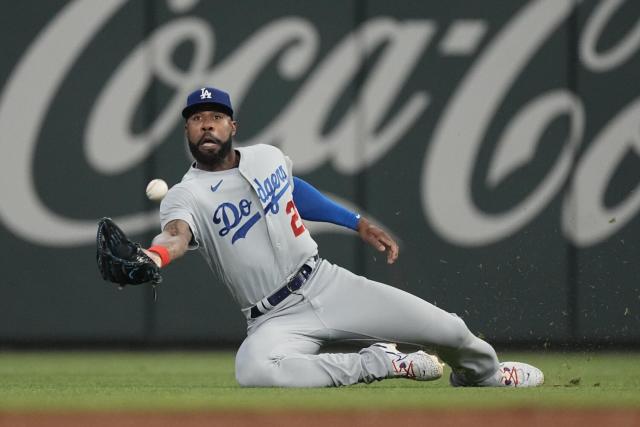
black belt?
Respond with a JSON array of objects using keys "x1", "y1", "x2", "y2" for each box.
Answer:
[{"x1": 250, "y1": 255, "x2": 319, "y2": 319}]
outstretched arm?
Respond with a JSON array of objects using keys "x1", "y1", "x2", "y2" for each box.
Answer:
[
  {"x1": 292, "y1": 176, "x2": 399, "y2": 264},
  {"x1": 142, "y1": 219, "x2": 193, "y2": 267}
]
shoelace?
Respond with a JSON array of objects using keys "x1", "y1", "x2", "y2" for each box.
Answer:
[
  {"x1": 392, "y1": 356, "x2": 416, "y2": 378},
  {"x1": 501, "y1": 366, "x2": 520, "y2": 386}
]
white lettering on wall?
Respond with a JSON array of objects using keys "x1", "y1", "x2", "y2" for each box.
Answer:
[
  {"x1": 422, "y1": 0, "x2": 581, "y2": 246},
  {"x1": 0, "y1": 0, "x2": 638, "y2": 248},
  {"x1": 563, "y1": 97, "x2": 640, "y2": 246},
  {"x1": 0, "y1": 0, "x2": 158, "y2": 246},
  {"x1": 580, "y1": 0, "x2": 640, "y2": 72}
]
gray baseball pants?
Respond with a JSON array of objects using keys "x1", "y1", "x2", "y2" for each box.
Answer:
[{"x1": 235, "y1": 259, "x2": 499, "y2": 387}]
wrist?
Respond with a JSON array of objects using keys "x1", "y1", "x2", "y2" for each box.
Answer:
[{"x1": 148, "y1": 245, "x2": 171, "y2": 267}]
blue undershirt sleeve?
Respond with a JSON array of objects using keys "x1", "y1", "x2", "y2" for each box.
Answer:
[{"x1": 292, "y1": 176, "x2": 360, "y2": 231}]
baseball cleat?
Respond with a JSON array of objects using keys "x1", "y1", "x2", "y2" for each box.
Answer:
[
  {"x1": 373, "y1": 343, "x2": 444, "y2": 381},
  {"x1": 494, "y1": 361, "x2": 544, "y2": 387},
  {"x1": 478, "y1": 362, "x2": 544, "y2": 388},
  {"x1": 449, "y1": 361, "x2": 544, "y2": 387}
]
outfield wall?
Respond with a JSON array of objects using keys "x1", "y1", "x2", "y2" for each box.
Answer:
[{"x1": 0, "y1": 0, "x2": 638, "y2": 346}]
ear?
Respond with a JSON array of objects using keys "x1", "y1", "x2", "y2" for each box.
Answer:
[{"x1": 231, "y1": 120, "x2": 238, "y2": 136}]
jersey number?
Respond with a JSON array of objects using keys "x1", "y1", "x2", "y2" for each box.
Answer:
[{"x1": 286, "y1": 200, "x2": 305, "y2": 237}]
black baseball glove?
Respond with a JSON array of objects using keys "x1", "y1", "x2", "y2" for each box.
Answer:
[{"x1": 96, "y1": 217, "x2": 162, "y2": 286}]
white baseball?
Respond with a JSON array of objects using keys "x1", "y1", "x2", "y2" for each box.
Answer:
[{"x1": 146, "y1": 178, "x2": 168, "y2": 201}]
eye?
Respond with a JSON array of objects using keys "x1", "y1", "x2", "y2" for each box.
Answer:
[
  {"x1": 191, "y1": 114, "x2": 201, "y2": 122},
  {"x1": 214, "y1": 114, "x2": 224, "y2": 121}
]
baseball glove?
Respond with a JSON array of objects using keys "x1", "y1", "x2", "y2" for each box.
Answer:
[{"x1": 96, "y1": 217, "x2": 162, "y2": 286}]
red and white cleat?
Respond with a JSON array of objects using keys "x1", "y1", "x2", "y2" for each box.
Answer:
[
  {"x1": 372, "y1": 343, "x2": 444, "y2": 381},
  {"x1": 495, "y1": 362, "x2": 544, "y2": 387}
]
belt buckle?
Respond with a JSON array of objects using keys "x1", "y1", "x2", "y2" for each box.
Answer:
[
  {"x1": 285, "y1": 280, "x2": 296, "y2": 293},
  {"x1": 285, "y1": 257, "x2": 316, "y2": 293},
  {"x1": 286, "y1": 267, "x2": 306, "y2": 293}
]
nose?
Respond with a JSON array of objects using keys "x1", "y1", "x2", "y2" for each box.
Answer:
[{"x1": 201, "y1": 118, "x2": 214, "y2": 131}]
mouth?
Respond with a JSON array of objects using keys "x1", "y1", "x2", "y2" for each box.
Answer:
[{"x1": 198, "y1": 134, "x2": 222, "y2": 149}]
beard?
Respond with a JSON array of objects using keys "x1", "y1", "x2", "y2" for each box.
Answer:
[{"x1": 187, "y1": 132, "x2": 233, "y2": 168}]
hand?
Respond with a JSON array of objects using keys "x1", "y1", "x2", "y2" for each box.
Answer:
[
  {"x1": 357, "y1": 217, "x2": 399, "y2": 264},
  {"x1": 142, "y1": 249, "x2": 162, "y2": 267}
]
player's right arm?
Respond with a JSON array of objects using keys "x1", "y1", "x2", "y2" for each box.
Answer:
[{"x1": 143, "y1": 219, "x2": 193, "y2": 267}]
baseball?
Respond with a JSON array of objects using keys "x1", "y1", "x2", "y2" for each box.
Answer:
[{"x1": 146, "y1": 178, "x2": 168, "y2": 201}]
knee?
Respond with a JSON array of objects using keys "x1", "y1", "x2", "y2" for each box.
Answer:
[
  {"x1": 235, "y1": 349, "x2": 268, "y2": 387},
  {"x1": 235, "y1": 363, "x2": 264, "y2": 387},
  {"x1": 236, "y1": 358, "x2": 292, "y2": 387},
  {"x1": 235, "y1": 346, "x2": 283, "y2": 387},
  {"x1": 234, "y1": 351, "x2": 253, "y2": 386}
]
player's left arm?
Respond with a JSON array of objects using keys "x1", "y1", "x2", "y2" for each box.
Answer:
[
  {"x1": 292, "y1": 176, "x2": 399, "y2": 264},
  {"x1": 355, "y1": 216, "x2": 399, "y2": 265}
]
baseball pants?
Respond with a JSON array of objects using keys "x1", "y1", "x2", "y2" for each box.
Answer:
[{"x1": 235, "y1": 259, "x2": 500, "y2": 387}]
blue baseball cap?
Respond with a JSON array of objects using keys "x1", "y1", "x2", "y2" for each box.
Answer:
[{"x1": 181, "y1": 87, "x2": 233, "y2": 119}]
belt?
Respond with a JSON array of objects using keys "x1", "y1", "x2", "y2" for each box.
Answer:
[{"x1": 250, "y1": 255, "x2": 319, "y2": 319}]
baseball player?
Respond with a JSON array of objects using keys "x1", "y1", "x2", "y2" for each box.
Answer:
[{"x1": 141, "y1": 87, "x2": 544, "y2": 388}]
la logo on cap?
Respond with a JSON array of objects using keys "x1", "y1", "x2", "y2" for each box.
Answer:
[{"x1": 200, "y1": 88, "x2": 212, "y2": 100}]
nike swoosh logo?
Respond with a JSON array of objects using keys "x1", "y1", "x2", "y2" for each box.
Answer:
[{"x1": 210, "y1": 180, "x2": 223, "y2": 192}]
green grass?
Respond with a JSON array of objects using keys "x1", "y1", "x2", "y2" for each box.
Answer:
[{"x1": 0, "y1": 351, "x2": 639, "y2": 411}]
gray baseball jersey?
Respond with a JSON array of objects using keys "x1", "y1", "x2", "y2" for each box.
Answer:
[
  {"x1": 160, "y1": 143, "x2": 501, "y2": 387},
  {"x1": 160, "y1": 144, "x2": 317, "y2": 315}
]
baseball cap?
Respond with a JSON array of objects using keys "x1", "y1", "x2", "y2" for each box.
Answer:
[{"x1": 181, "y1": 87, "x2": 233, "y2": 119}]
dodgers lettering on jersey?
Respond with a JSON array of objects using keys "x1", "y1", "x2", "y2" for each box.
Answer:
[
  {"x1": 212, "y1": 164, "x2": 290, "y2": 244},
  {"x1": 213, "y1": 198, "x2": 257, "y2": 243},
  {"x1": 159, "y1": 144, "x2": 318, "y2": 316},
  {"x1": 253, "y1": 165, "x2": 289, "y2": 214}
]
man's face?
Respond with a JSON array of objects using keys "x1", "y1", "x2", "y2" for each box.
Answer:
[{"x1": 185, "y1": 109, "x2": 237, "y2": 166}]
